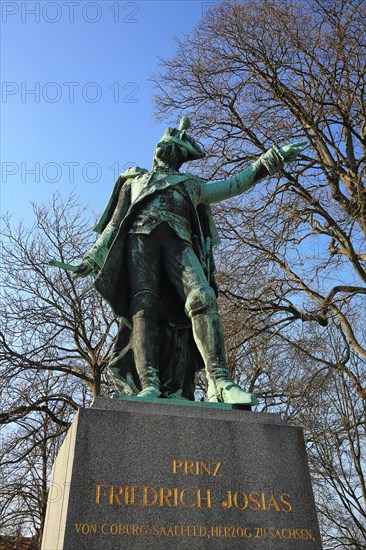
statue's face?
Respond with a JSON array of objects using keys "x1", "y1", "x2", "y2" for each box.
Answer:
[{"x1": 154, "y1": 141, "x2": 186, "y2": 169}]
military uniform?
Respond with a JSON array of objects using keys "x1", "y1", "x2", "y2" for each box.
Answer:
[{"x1": 82, "y1": 135, "x2": 284, "y2": 402}]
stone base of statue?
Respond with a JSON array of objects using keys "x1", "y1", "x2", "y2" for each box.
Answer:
[{"x1": 41, "y1": 397, "x2": 322, "y2": 549}]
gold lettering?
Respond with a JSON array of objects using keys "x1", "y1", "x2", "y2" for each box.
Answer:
[
  {"x1": 199, "y1": 461, "x2": 211, "y2": 475},
  {"x1": 280, "y1": 492, "x2": 292, "y2": 512},
  {"x1": 159, "y1": 487, "x2": 172, "y2": 507},
  {"x1": 142, "y1": 486, "x2": 157, "y2": 507},
  {"x1": 171, "y1": 459, "x2": 223, "y2": 477},
  {"x1": 95, "y1": 484, "x2": 107, "y2": 504},
  {"x1": 236, "y1": 527, "x2": 253, "y2": 538},
  {"x1": 261, "y1": 491, "x2": 266, "y2": 510},
  {"x1": 108, "y1": 484, "x2": 122, "y2": 506},
  {"x1": 282, "y1": 529, "x2": 296, "y2": 539},
  {"x1": 187, "y1": 525, "x2": 195, "y2": 536},
  {"x1": 184, "y1": 460, "x2": 195, "y2": 475},
  {"x1": 129, "y1": 485, "x2": 136, "y2": 506},
  {"x1": 180, "y1": 488, "x2": 197, "y2": 508},
  {"x1": 233, "y1": 491, "x2": 248, "y2": 510},
  {"x1": 268, "y1": 495, "x2": 281, "y2": 512},
  {"x1": 249, "y1": 491, "x2": 261, "y2": 511},
  {"x1": 74, "y1": 523, "x2": 96, "y2": 535},
  {"x1": 127, "y1": 485, "x2": 139, "y2": 506},
  {"x1": 221, "y1": 490, "x2": 232, "y2": 509},
  {"x1": 255, "y1": 527, "x2": 266, "y2": 539},
  {"x1": 172, "y1": 459, "x2": 182, "y2": 474},
  {"x1": 197, "y1": 488, "x2": 211, "y2": 508},
  {"x1": 100, "y1": 523, "x2": 150, "y2": 536},
  {"x1": 221, "y1": 489, "x2": 292, "y2": 513}
]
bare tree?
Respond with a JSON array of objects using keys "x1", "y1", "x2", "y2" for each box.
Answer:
[
  {"x1": 0, "y1": 193, "x2": 117, "y2": 545},
  {"x1": 0, "y1": 372, "x2": 72, "y2": 545},
  {"x1": 153, "y1": 0, "x2": 366, "y2": 546}
]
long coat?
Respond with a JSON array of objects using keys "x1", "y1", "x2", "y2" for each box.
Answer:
[
  {"x1": 84, "y1": 166, "x2": 222, "y2": 398},
  {"x1": 84, "y1": 166, "x2": 220, "y2": 321},
  {"x1": 83, "y1": 150, "x2": 280, "y2": 397}
]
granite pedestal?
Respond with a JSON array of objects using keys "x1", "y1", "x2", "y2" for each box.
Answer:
[{"x1": 41, "y1": 397, "x2": 322, "y2": 549}]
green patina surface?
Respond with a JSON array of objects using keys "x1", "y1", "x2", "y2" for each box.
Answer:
[
  {"x1": 51, "y1": 117, "x2": 305, "y2": 406},
  {"x1": 111, "y1": 393, "x2": 253, "y2": 411}
]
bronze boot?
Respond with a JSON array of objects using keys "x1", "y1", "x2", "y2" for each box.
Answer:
[
  {"x1": 191, "y1": 312, "x2": 258, "y2": 405},
  {"x1": 132, "y1": 310, "x2": 161, "y2": 398}
]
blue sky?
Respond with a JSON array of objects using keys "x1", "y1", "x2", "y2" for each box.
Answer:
[{"x1": 1, "y1": 0, "x2": 218, "y2": 221}]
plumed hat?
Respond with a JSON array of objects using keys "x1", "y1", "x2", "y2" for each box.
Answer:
[{"x1": 158, "y1": 117, "x2": 206, "y2": 161}]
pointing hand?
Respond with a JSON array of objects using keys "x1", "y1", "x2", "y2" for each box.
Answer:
[{"x1": 279, "y1": 141, "x2": 307, "y2": 162}]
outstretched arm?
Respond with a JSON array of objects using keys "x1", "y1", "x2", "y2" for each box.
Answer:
[
  {"x1": 201, "y1": 142, "x2": 306, "y2": 204},
  {"x1": 73, "y1": 180, "x2": 132, "y2": 277}
]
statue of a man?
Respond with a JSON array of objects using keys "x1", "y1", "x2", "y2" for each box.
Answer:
[{"x1": 74, "y1": 118, "x2": 305, "y2": 405}]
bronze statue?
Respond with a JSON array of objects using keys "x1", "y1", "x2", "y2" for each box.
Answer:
[{"x1": 53, "y1": 118, "x2": 305, "y2": 404}]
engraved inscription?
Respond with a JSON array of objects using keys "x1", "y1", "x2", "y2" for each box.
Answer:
[
  {"x1": 77, "y1": 458, "x2": 318, "y2": 544},
  {"x1": 73, "y1": 522, "x2": 317, "y2": 541},
  {"x1": 221, "y1": 490, "x2": 292, "y2": 512},
  {"x1": 96, "y1": 484, "x2": 212, "y2": 509},
  {"x1": 172, "y1": 459, "x2": 222, "y2": 477}
]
